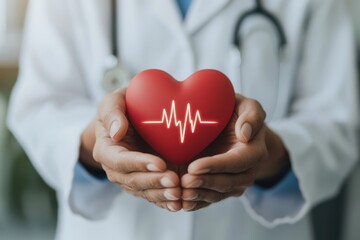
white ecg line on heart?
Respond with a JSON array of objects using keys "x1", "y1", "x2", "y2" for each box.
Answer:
[{"x1": 143, "y1": 100, "x2": 218, "y2": 143}]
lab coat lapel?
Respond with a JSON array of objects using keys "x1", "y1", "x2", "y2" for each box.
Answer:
[
  {"x1": 147, "y1": 0, "x2": 188, "y2": 43},
  {"x1": 185, "y1": 0, "x2": 232, "y2": 34}
]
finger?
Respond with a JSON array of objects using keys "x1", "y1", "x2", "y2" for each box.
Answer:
[
  {"x1": 189, "y1": 126, "x2": 267, "y2": 175},
  {"x1": 182, "y1": 189, "x2": 230, "y2": 203},
  {"x1": 125, "y1": 187, "x2": 181, "y2": 202},
  {"x1": 98, "y1": 88, "x2": 129, "y2": 142},
  {"x1": 188, "y1": 145, "x2": 260, "y2": 174},
  {"x1": 155, "y1": 201, "x2": 182, "y2": 212},
  {"x1": 110, "y1": 170, "x2": 180, "y2": 191},
  {"x1": 182, "y1": 201, "x2": 210, "y2": 212},
  {"x1": 235, "y1": 96, "x2": 266, "y2": 142},
  {"x1": 182, "y1": 188, "x2": 245, "y2": 210},
  {"x1": 183, "y1": 189, "x2": 245, "y2": 202},
  {"x1": 181, "y1": 173, "x2": 253, "y2": 193},
  {"x1": 94, "y1": 140, "x2": 167, "y2": 173}
]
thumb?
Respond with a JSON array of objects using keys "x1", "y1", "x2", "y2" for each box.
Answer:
[
  {"x1": 235, "y1": 120, "x2": 253, "y2": 143},
  {"x1": 107, "y1": 110, "x2": 129, "y2": 142},
  {"x1": 234, "y1": 98, "x2": 266, "y2": 143},
  {"x1": 99, "y1": 88, "x2": 129, "y2": 142}
]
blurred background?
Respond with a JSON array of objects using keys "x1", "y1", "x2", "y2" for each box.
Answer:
[
  {"x1": 0, "y1": 0, "x2": 57, "y2": 239},
  {"x1": 0, "y1": 1, "x2": 359, "y2": 240}
]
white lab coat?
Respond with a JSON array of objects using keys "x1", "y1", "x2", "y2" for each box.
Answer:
[{"x1": 7, "y1": 0, "x2": 359, "y2": 239}]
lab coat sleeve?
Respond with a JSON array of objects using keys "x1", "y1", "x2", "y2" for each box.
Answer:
[
  {"x1": 241, "y1": 0, "x2": 359, "y2": 227},
  {"x1": 6, "y1": 0, "x2": 121, "y2": 220},
  {"x1": 69, "y1": 163, "x2": 121, "y2": 219}
]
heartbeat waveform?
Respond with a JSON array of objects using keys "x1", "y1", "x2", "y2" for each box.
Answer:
[{"x1": 143, "y1": 100, "x2": 218, "y2": 143}]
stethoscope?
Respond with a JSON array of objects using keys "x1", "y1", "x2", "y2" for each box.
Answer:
[{"x1": 102, "y1": 0, "x2": 287, "y2": 96}]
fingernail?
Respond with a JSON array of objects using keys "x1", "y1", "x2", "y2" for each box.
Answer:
[
  {"x1": 161, "y1": 177, "x2": 176, "y2": 188},
  {"x1": 167, "y1": 203, "x2": 178, "y2": 212},
  {"x1": 187, "y1": 180, "x2": 203, "y2": 188},
  {"x1": 147, "y1": 164, "x2": 161, "y2": 172},
  {"x1": 110, "y1": 120, "x2": 120, "y2": 138},
  {"x1": 164, "y1": 190, "x2": 179, "y2": 201},
  {"x1": 193, "y1": 168, "x2": 210, "y2": 174},
  {"x1": 240, "y1": 122, "x2": 252, "y2": 142},
  {"x1": 183, "y1": 193, "x2": 198, "y2": 201},
  {"x1": 184, "y1": 203, "x2": 197, "y2": 212}
]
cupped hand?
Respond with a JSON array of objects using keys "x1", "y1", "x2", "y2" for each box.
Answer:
[
  {"x1": 80, "y1": 88, "x2": 182, "y2": 212},
  {"x1": 181, "y1": 95, "x2": 290, "y2": 211}
]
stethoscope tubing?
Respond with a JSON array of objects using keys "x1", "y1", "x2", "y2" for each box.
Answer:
[
  {"x1": 107, "y1": 0, "x2": 287, "y2": 119},
  {"x1": 111, "y1": 0, "x2": 119, "y2": 59},
  {"x1": 110, "y1": 0, "x2": 287, "y2": 59}
]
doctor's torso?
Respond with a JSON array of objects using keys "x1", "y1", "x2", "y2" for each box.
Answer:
[
  {"x1": 19, "y1": 0, "x2": 350, "y2": 239},
  {"x1": 56, "y1": 1, "x2": 312, "y2": 239},
  {"x1": 70, "y1": 0, "x2": 309, "y2": 121}
]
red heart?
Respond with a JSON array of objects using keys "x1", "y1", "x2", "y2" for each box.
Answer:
[{"x1": 126, "y1": 69, "x2": 235, "y2": 165}]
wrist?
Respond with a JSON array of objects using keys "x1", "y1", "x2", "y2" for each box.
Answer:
[
  {"x1": 255, "y1": 126, "x2": 290, "y2": 188},
  {"x1": 79, "y1": 119, "x2": 105, "y2": 176}
]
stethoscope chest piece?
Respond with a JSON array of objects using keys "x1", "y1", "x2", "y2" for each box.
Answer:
[{"x1": 102, "y1": 55, "x2": 133, "y2": 92}]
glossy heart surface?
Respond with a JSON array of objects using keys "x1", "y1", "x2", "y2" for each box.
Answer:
[{"x1": 126, "y1": 69, "x2": 235, "y2": 165}]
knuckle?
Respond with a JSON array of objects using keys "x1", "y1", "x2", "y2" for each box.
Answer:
[
  {"x1": 205, "y1": 192, "x2": 218, "y2": 203},
  {"x1": 222, "y1": 185, "x2": 233, "y2": 193},
  {"x1": 167, "y1": 171, "x2": 179, "y2": 183},
  {"x1": 103, "y1": 109, "x2": 119, "y2": 127},
  {"x1": 244, "y1": 179, "x2": 255, "y2": 188},
  {"x1": 154, "y1": 201, "x2": 170, "y2": 211},
  {"x1": 92, "y1": 146, "x2": 100, "y2": 162},
  {"x1": 182, "y1": 189, "x2": 197, "y2": 201},
  {"x1": 213, "y1": 193, "x2": 226, "y2": 203},
  {"x1": 124, "y1": 176, "x2": 138, "y2": 190},
  {"x1": 102, "y1": 93, "x2": 113, "y2": 104},
  {"x1": 193, "y1": 202, "x2": 210, "y2": 211},
  {"x1": 238, "y1": 173, "x2": 255, "y2": 187},
  {"x1": 133, "y1": 161, "x2": 146, "y2": 172},
  {"x1": 245, "y1": 173, "x2": 256, "y2": 187},
  {"x1": 106, "y1": 172, "x2": 117, "y2": 183},
  {"x1": 164, "y1": 203, "x2": 173, "y2": 211},
  {"x1": 247, "y1": 99, "x2": 266, "y2": 121},
  {"x1": 124, "y1": 187, "x2": 139, "y2": 197},
  {"x1": 183, "y1": 201, "x2": 197, "y2": 211},
  {"x1": 150, "y1": 176, "x2": 162, "y2": 189},
  {"x1": 113, "y1": 160, "x2": 123, "y2": 171},
  {"x1": 98, "y1": 93, "x2": 124, "y2": 126},
  {"x1": 217, "y1": 186, "x2": 229, "y2": 193},
  {"x1": 222, "y1": 180, "x2": 236, "y2": 193},
  {"x1": 114, "y1": 151, "x2": 131, "y2": 172},
  {"x1": 98, "y1": 95, "x2": 114, "y2": 117},
  {"x1": 144, "y1": 176, "x2": 160, "y2": 189},
  {"x1": 113, "y1": 155, "x2": 127, "y2": 172},
  {"x1": 92, "y1": 140, "x2": 106, "y2": 162},
  {"x1": 190, "y1": 190, "x2": 200, "y2": 201},
  {"x1": 247, "y1": 109, "x2": 262, "y2": 125},
  {"x1": 93, "y1": 139, "x2": 112, "y2": 164},
  {"x1": 132, "y1": 191, "x2": 143, "y2": 199},
  {"x1": 232, "y1": 189, "x2": 245, "y2": 197},
  {"x1": 247, "y1": 98, "x2": 259, "y2": 106},
  {"x1": 248, "y1": 99, "x2": 261, "y2": 110},
  {"x1": 141, "y1": 190, "x2": 154, "y2": 203},
  {"x1": 199, "y1": 177, "x2": 209, "y2": 189},
  {"x1": 98, "y1": 97, "x2": 108, "y2": 116}
]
